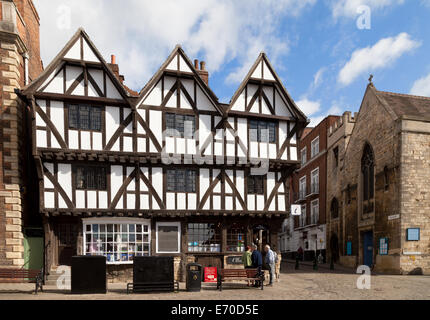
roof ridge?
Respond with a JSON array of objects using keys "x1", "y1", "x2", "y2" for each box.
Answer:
[{"x1": 377, "y1": 90, "x2": 430, "y2": 101}]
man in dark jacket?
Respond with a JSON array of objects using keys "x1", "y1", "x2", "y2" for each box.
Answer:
[{"x1": 251, "y1": 244, "x2": 263, "y2": 287}]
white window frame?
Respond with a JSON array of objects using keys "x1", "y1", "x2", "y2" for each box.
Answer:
[
  {"x1": 82, "y1": 218, "x2": 151, "y2": 265},
  {"x1": 299, "y1": 176, "x2": 306, "y2": 199},
  {"x1": 299, "y1": 204, "x2": 307, "y2": 227},
  {"x1": 156, "y1": 222, "x2": 181, "y2": 254},
  {"x1": 311, "y1": 199, "x2": 319, "y2": 225},
  {"x1": 311, "y1": 137, "x2": 320, "y2": 158},
  {"x1": 301, "y1": 147, "x2": 307, "y2": 165},
  {"x1": 311, "y1": 168, "x2": 319, "y2": 194}
]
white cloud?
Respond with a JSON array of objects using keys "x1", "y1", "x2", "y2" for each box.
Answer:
[
  {"x1": 410, "y1": 72, "x2": 430, "y2": 97},
  {"x1": 420, "y1": 0, "x2": 430, "y2": 7},
  {"x1": 296, "y1": 98, "x2": 321, "y2": 116},
  {"x1": 338, "y1": 32, "x2": 420, "y2": 86},
  {"x1": 35, "y1": 0, "x2": 316, "y2": 91},
  {"x1": 297, "y1": 97, "x2": 348, "y2": 127},
  {"x1": 331, "y1": 0, "x2": 405, "y2": 18},
  {"x1": 312, "y1": 67, "x2": 326, "y2": 89}
]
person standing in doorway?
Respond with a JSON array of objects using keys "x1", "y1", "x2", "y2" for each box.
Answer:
[
  {"x1": 242, "y1": 246, "x2": 253, "y2": 286},
  {"x1": 251, "y1": 244, "x2": 263, "y2": 287},
  {"x1": 264, "y1": 245, "x2": 276, "y2": 286}
]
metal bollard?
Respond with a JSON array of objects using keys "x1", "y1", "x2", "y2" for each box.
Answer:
[
  {"x1": 330, "y1": 257, "x2": 335, "y2": 271},
  {"x1": 295, "y1": 256, "x2": 299, "y2": 270},
  {"x1": 313, "y1": 256, "x2": 318, "y2": 271}
]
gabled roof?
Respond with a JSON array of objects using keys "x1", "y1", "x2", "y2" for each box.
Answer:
[
  {"x1": 22, "y1": 28, "x2": 132, "y2": 102},
  {"x1": 227, "y1": 52, "x2": 308, "y2": 123},
  {"x1": 137, "y1": 45, "x2": 224, "y2": 116}
]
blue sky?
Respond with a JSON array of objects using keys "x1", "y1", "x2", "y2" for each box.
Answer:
[{"x1": 35, "y1": 0, "x2": 430, "y2": 126}]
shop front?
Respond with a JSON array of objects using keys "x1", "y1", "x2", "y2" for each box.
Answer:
[{"x1": 44, "y1": 215, "x2": 283, "y2": 282}]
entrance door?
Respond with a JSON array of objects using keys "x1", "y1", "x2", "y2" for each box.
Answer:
[
  {"x1": 330, "y1": 234, "x2": 339, "y2": 263},
  {"x1": 363, "y1": 231, "x2": 373, "y2": 267},
  {"x1": 57, "y1": 223, "x2": 78, "y2": 266}
]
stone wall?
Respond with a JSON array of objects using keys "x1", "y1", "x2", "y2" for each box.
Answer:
[
  {"x1": 326, "y1": 112, "x2": 355, "y2": 263},
  {"x1": 399, "y1": 120, "x2": 430, "y2": 275},
  {"x1": 339, "y1": 85, "x2": 402, "y2": 271}
]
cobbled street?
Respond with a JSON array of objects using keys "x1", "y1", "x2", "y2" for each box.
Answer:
[{"x1": 1, "y1": 263, "x2": 429, "y2": 300}]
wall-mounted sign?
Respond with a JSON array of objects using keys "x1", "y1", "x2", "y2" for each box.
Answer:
[
  {"x1": 388, "y1": 214, "x2": 400, "y2": 221},
  {"x1": 379, "y1": 238, "x2": 388, "y2": 255},
  {"x1": 204, "y1": 267, "x2": 218, "y2": 283},
  {"x1": 291, "y1": 205, "x2": 302, "y2": 216},
  {"x1": 406, "y1": 228, "x2": 420, "y2": 241},
  {"x1": 226, "y1": 256, "x2": 243, "y2": 265}
]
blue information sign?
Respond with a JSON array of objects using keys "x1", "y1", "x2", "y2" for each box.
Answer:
[
  {"x1": 407, "y1": 228, "x2": 420, "y2": 241},
  {"x1": 346, "y1": 241, "x2": 352, "y2": 256}
]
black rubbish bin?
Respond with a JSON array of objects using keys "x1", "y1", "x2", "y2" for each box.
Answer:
[{"x1": 186, "y1": 263, "x2": 202, "y2": 292}]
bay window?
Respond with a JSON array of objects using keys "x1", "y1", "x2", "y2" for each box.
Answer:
[{"x1": 83, "y1": 219, "x2": 151, "y2": 264}]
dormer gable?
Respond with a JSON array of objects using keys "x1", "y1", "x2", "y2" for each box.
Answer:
[
  {"x1": 136, "y1": 46, "x2": 224, "y2": 116},
  {"x1": 22, "y1": 28, "x2": 131, "y2": 102},
  {"x1": 228, "y1": 53, "x2": 308, "y2": 123}
]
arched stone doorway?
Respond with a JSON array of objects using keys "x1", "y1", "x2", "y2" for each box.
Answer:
[{"x1": 330, "y1": 233, "x2": 340, "y2": 263}]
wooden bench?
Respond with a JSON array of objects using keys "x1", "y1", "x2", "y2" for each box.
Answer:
[
  {"x1": 0, "y1": 268, "x2": 43, "y2": 294},
  {"x1": 217, "y1": 269, "x2": 265, "y2": 291},
  {"x1": 127, "y1": 281, "x2": 179, "y2": 294}
]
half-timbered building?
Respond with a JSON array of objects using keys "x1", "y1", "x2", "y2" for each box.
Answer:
[{"x1": 19, "y1": 28, "x2": 308, "y2": 280}]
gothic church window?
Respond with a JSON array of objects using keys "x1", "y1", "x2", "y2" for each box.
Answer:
[{"x1": 362, "y1": 143, "x2": 375, "y2": 213}]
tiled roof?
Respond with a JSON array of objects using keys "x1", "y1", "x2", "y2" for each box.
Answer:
[{"x1": 376, "y1": 90, "x2": 430, "y2": 119}]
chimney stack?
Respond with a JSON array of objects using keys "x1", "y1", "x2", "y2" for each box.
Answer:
[
  {"x1": 108, "y1": 54, "x2": 124, "y2": 84},
  {"x1": 196, "y1": 60, "x2": 209, "y2": 86}
]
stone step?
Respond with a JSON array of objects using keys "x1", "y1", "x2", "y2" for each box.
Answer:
[{"x1": 45, "y1": 280, "x2": 71, "y2": 288}]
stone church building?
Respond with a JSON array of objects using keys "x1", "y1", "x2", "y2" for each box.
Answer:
[{"x1": 326, "y1": 82, "x2": 430, "y2": 275}]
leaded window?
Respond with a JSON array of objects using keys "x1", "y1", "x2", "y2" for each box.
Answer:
[
  {"x1": 166, "y1": 113, "x2": 195, "y2": 139},
  {"x1": 187, "y1": 223, "x2": 221, "y2": 252},
  {"x1": 226, "y1": 224, "x2": 245, "y2": 252},
  {"x1": 75, "y1": 165, "x2": 107, "y2": 190},
  {"x1": 68, "y1": 104, "x2": 102, "y2": 131},
  {"x1": 247, "y1": 175, "x2": 264, "y2": 195},
  {"x1": 166, "y1": 169, "x2": 196, "y2": 192},
  {"x1": 249, "y1": 120, "x2": 276, "y2": 143}
]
